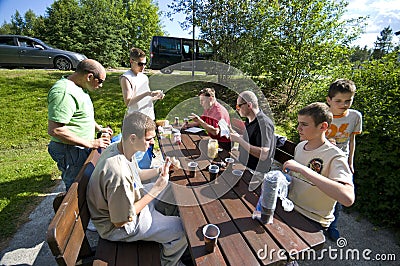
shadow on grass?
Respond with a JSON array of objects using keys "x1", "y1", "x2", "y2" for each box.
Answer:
[{"x1": 0, "y1": 173, "x2": 57, "y2": 240}]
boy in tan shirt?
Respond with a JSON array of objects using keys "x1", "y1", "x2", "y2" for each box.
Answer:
[{"x1": 283, "y1": 102, "x2": 355, "y2": 230}]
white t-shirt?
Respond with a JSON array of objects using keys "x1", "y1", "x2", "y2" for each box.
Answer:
[
  {"x1": 288, "y1": 140, "x2": 353, "y2": 227},
  {"x1": 121, "y1": 70, "x2": 155, "y2": 119},
  {"x1": 326, "y1": 109, "x2": 362, "y2": 155}
]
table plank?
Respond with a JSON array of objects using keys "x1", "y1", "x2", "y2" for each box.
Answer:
[
  {"x1": 188, "y1": 133, "x2": 307, "y2": 264},
  {"x1": 157, "y1": 129, "x2": 325, "y2": 265},
  {"x1": 158, "y1": 133, "x2": 226, "y2": 265},
  {"x1": 219, "y1": 190, "x2": 285, "y2": 265},
  {"x1": 180, "y1": 133, "x2": 261, "y2": 265},
  {"x1": 237, "y1": 170, "x2": 311, "y2": 254},
  {"x1": 275, "y1": 203, "x2": 326, "y2": 251}
]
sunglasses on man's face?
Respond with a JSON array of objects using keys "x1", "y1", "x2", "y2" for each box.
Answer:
[
  {"x1": 93, "y1": 75, "x2": 104, "y2": 84},
  {"x1": 90, "y1": 72, "x2": 104, "y2": 84},
  {"x1": 236, "y1": 102, "x2": 247, "y2": 109},
  {"x1": 135, "y1": 61, "x2": 147, "y2": 67},
  {"x1": 145, "y1": 136, "x2": 155, "y2": 142}
]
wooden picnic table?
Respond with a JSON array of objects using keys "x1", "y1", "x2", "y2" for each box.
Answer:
[{"x1": 157, "y1": 128, "x2": 325, "y2": 265}]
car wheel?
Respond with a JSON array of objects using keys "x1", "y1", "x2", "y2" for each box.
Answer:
[
  {"x1": 54, "y1": 57, "x2": 72, "y2": 70},
  {"x1": 160, "y1": 67, "x2": 173, "y2": 74}
]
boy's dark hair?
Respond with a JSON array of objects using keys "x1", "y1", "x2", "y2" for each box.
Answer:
[
  {"x1": 299, "y1": 102, "x2": 332, "y2": 126},
  {"x1": 328, "y1": 79, "x2": 356, "y2": 98},
  {"x1": 129, "y1": 47, "x2": 146, "y2": 60}
]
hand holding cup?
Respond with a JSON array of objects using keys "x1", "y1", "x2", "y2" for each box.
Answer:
[{"x1": 151, "y1": 90, "x2": 165, "y2": 100}]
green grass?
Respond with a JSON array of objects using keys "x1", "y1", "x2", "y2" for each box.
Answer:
[
  {"x1": 3, "y1": 69, "x2": 398, "y2": 247},
  {"x1": 0, "y1": 69, "x2": 130, "y2": 242},
  {"x1": 0, "y1": 70, "x2": 69, "y2": 242},
  {"x1": 0, "y1": 69, "x2": 230, "y2": 243},
  {"x1": 0, "y1": 68, "x2": 298, "y2": 245},
  {"x1": 0, "y1": 71, "x2": 77, "y2": 234}
]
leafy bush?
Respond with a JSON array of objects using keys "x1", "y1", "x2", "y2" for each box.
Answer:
[
  {"x1": 351, "y1": 53, "x2": 400, "y2": 228},
  {"x1": 276, "y1": 52, "x2": 400, "y2": 230}
]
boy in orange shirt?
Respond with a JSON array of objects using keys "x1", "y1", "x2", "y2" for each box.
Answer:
[{"x1": 325, "y1": 79, "x2": 362, "y2": 240}]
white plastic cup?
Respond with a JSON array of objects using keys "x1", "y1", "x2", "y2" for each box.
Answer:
[
  {"x1": 203, "y1": 224, "x2": 220, "y2": 253},
  {"x1": 208, "y1": 164, "x2": 220, "y2": 181},
  {"x1": 224, "y1": 157, "x2": 234, "y2": 167},
  {"x1": 174, "y1": 132, "x2": 181, "y2": 144},
  {"x1": 188, "y1": 161, "x2": 198, "y2": 178}
]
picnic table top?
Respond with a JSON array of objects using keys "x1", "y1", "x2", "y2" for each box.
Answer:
[{"x1": 157, "y1": 127, "x2": 325, "y2": 265}]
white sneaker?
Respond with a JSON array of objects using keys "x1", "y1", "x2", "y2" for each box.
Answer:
[{"x1": 87, "y1": 219, "x2": 97, "y2": 232}]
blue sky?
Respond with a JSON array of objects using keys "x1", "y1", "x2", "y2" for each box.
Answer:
[
  {"x1": 0, "y1": 0, "x2": 192, "y2": 39},
  {"x1": 0, "y1": 0, "x2": 399, "y2": 48}
]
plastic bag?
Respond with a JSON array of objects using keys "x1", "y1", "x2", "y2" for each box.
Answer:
[{"x1": 252, "y1": 170, "x2": 294, "y2": 224}]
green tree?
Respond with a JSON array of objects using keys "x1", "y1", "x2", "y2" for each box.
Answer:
[
  {"x1": 0, "y1": 10, "x2": 44, "y2": 37},
  {"x1": 22, "y1": 10, "x2": 40, "y2": 37},
  {"x1": 41, "y1": 0, "x2": 163, "y2": 67},
  {"x1": 122, "y1": 0, "x2": 163, "y2": 65},
  {"x1": 350, "y1": 45, "x2": 371, "y2": 63},
  {"x1": 77, "y1": 0, "x2": 129, "y2": 67},
  {"x1": 0, "y1": 22, "x2": 13, "y2": 35},
  {"x1": 372, "y1": 26, "x2": 394, "y2": 59},
  {"x1": 42, "y1": 0, "x2": 84, "y2": 52},
  {"x1": 169, "y1": 0, "x2": 253, "y2": 64},
  {"x1": 251, "y1": 0, "x2": 356, "y2": 113},
  {"x1": 10, "y1": 11, "x2": 24, "y2": 35},
  {"x1": 169, "y1": 0, "x2": 365, "y2": 120},
  {"x1": 30, "y1": 16, "x2": 47, "y2": 40}
]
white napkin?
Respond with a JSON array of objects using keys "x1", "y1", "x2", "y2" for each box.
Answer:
[
  {"x1": 218, "y1": 119, "x2": 230, "y2": 138},
  {"x1": 184, "y1": 127, "x2": 204, "y2": 133}
]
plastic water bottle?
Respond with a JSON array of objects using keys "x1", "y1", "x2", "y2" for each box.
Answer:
[{"x1": 260, "y1": 174, "x2": 279, "y2": 223}]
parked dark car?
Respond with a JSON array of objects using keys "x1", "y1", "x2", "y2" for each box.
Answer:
[{"x1": 0, "y1": 35, "x2": 87, "y2": 70}]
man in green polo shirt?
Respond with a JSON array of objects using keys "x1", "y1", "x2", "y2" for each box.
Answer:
[{"x1": 47, "y1": 59, "x2": 112, "y2": 191}]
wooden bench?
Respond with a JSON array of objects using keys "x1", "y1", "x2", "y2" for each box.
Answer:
[
  {"x1": 46, "y1": 148, "x2": 161, "y2": 266},
  {"x1": 274, "y1": 138, "x2": 296, "y2": 164}
]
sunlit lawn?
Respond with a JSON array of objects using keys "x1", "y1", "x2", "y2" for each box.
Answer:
[
  {"x1": 0, "y1": 69, "x2": 128, "y2": 243},
  {"x1": 0, "y1": 69, "x2": 238, "y2": 245},
  {"x1": 0, "y1": 68, "x2": 291, "y2": 250}
]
